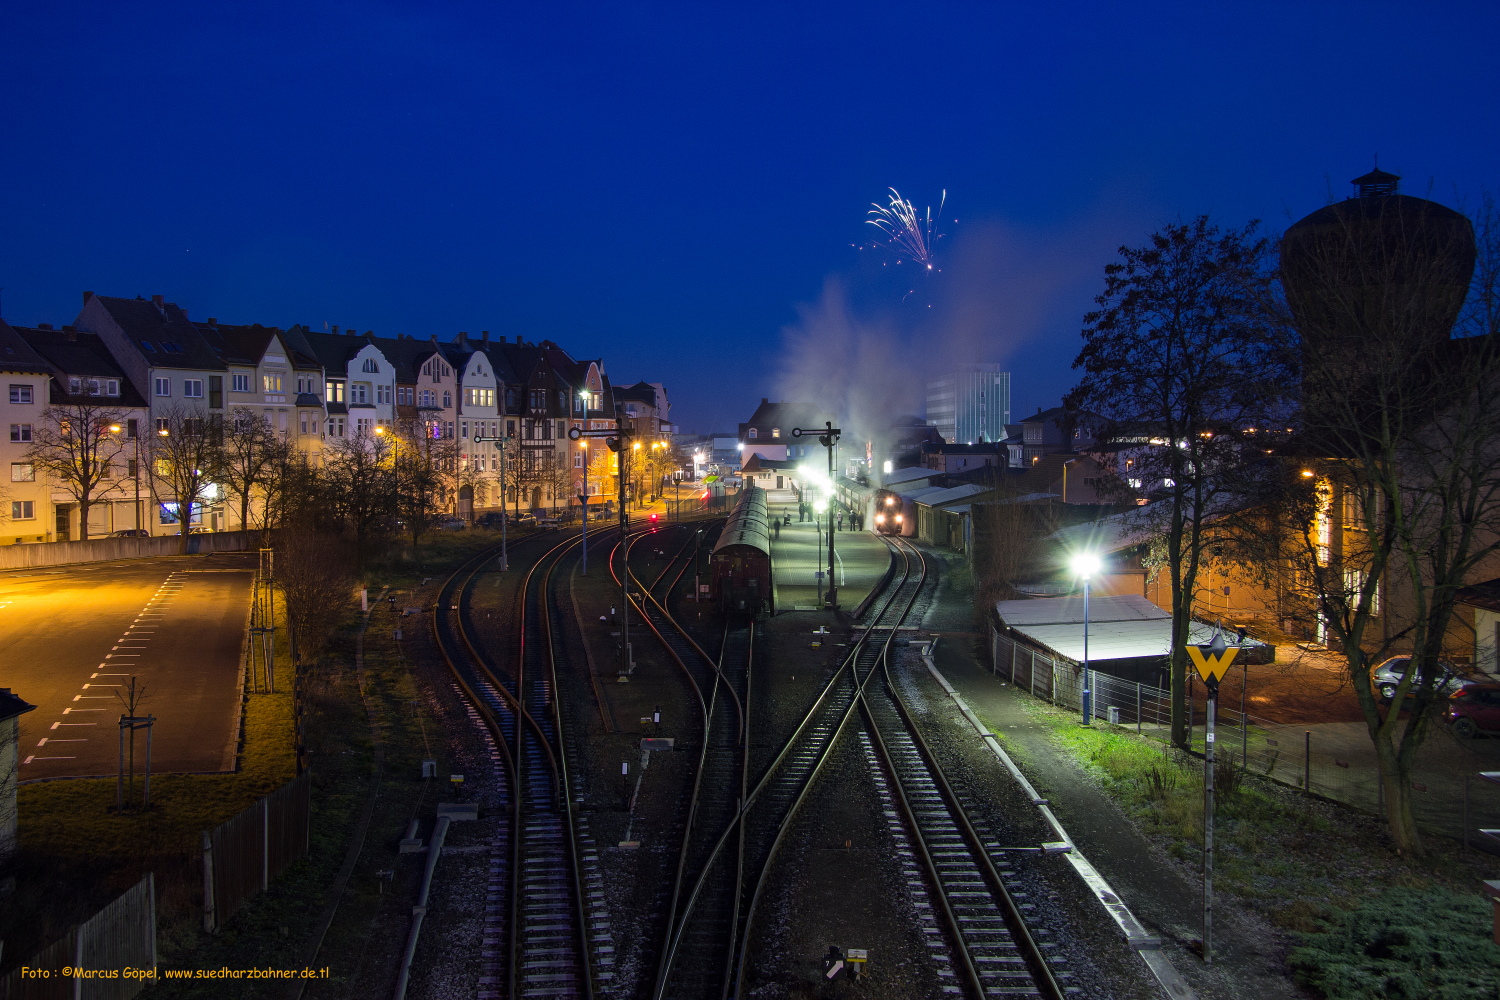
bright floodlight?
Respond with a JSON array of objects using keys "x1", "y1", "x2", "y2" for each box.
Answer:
[{"x1": 1070, "y1": 551, "x2": 1102, "y2": 579}]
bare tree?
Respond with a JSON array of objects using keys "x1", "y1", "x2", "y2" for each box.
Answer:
[
  {"x1": 26, "y1": 398, "x2": 130, "y2": 540},
  {"x1": 323, "y1": 429, "x2": 396, "y2": 561},
  {"x1": 1067, "y1": 217, "x2": 1294, "y2": 748},
  {"x1": 219, "y1": 407, "x2": 295, "y2": 530},
  {"x1": 149, "y1": 405, "x2": 222, "y2": 553},
  {"x1": 393, "y1": 421, "x2": 456, "y2": 545},
  {"x1": 274, "y1": 525, "x2": 355, "y2": 662}
]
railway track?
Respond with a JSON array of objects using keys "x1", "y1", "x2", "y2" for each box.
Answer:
[
  {"x1": 431, "y1": 528, "x2": 640, "y2": 999},
  {"x1": 856, "y1": 536, "x2": 1068, "y2": 999}
]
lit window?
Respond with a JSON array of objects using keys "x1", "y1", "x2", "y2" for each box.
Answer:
[
  {"x1": 326, "y1": 381, "x2": 345, "y2": 403},
  {"x1": 263, "y1": 373, "x2": 283, "y2": 393},
  {"x1": 10, "y1": 463, "x2": 34, "y2": 482},
  {"x1": 772, "y1": 428, "x2": 780, "y2": 439}
]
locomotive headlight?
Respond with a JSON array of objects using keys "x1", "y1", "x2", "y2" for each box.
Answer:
[
  {"x1": 875, "y1": 514, "x2": 885, "y2": 524},
  {"x1": 895, "y1": 514, "x2": 903, "y2": 522},
  {"x1": 885, "y1": 497, "x2": 895, "y2": 506}
]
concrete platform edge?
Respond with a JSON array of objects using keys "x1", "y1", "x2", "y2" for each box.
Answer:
[{"x1": 918, "y1": 646, "x2": 1197, "y2": 1000}]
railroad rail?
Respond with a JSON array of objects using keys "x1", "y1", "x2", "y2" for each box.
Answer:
[
  {"x1": 857, "y1": 536, "x2": 1068, "y2": 999},
  {"x1": 429, "y1": 529, "x2": 627, "y2": 999}
]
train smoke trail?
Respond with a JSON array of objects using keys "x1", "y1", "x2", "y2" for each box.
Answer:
[{"x1": 863, "y1": 188, "x2": 948, "y2": 271}]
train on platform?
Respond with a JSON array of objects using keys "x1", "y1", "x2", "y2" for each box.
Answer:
[
  {"x1": 835, "y1": 475, "x2": 912, "y2": 536},
  {"x1": 709, "y1": 485, "x2": 773, "y2": 615}
]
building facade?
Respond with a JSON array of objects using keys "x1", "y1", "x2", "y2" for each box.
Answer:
[{"x1": 926, "y1": 364, "x2": 1010, "y2": 446}]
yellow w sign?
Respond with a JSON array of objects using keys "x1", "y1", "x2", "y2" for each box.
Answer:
[{"x1": 1187, "y1": 643, "x2": 1238, "y2": 683}]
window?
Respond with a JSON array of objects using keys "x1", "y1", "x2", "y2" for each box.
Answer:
[
  {"x1": 460, "y1": 420, "x2": 469, "y2": 439},
  {"x1": 140, "y1": 340, "x2": 157, "y2": 353},
  {"x1": 748, "y1": 427, "x2": 758, "y2": 439},
  {"x1": 505, "y1": 388, "x2": 518, "y2": 409},
  {"x1": 155, "y1": 377, "x2": 171, "y2": 397},
  {"x1": 160, "y1": 342, "x2": 184, "y2": 354},
  {"x1": 184, "y1": 379, "x2": 203, "y2": 398},
  {"x1": 771, "y1": 428, "x2": 780, "y2": 439},
  {"x1": 356, "y1": 417, "x2": 372, "y2": 436},
  {"x1": 376, "y1": 384, "x2": 392, "y2": 405},
  {"x1": 329, "y1": 417, "x2": 345, "y2": 437},
  {"x1": 397, "y1": 387, "x2": 414, "y2": 406},
  {"x1": 300, "y1": 413, "x2": 308, "y2": 434},
  {"x1": 9, "y1": 385, "x2": 32, "y2": 404},
  {"x1": 11, "y1": 501, "x2": 34, "y2": 520},
  {"x1": 362, "y1": 358, "x2": 379, "y2": 373},
  {"x1": 574, "y1": 394, "x2": 584, "y2": 414},
  {"x1": 350, "y1": 383, "x2": 369, "y2": 404},
  {"x1": 442, "y1": 391, "x2": 452, "y2": 408},
  {"x1": 262, "y1": 373, "x2": 282, "y2": 393},
  {"x1": 127, "y1": 419, "x2": 138, "y2": 439},
  {"x1": 10, "y1": 463, "x2": 34, "y2": 482},
  {"x1": 574, "y1": 450, "x2": 584, "y2": 468},
  {"x1": 107, "y1": 380, "x2": 120, "y2": 396},
  {"x1": 466, "y1": 387, "x2": 495, "y2": 408},
  {"x1": 326, "y1": 380, "x2": 345, "y2": 403},
  {"x1": 9, "y1": 424, "x2": 31, "y2": 443},
  {"x1": 506, "y1": 419, "x2": 516, "y2": 437},
  {"x1": 529, "y1": 389, "x2": 545, "y2": 410},
  {"x1": 155, "y1": 418, "x2": 170, "y2": 434},
  {"x1": 232, "y1": 373, "x2": 251, "y2": 392},
  {"x1": 127, "y1": 459, "x2": 138, "y2": 477}
]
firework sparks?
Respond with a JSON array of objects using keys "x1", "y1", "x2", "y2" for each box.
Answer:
[{"x1": 864, "y1": 187, "x2": 946, "y2": 270}]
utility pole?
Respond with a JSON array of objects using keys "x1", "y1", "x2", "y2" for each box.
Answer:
[
  {"x1": 473, "y1": 431, "x2": 512, "y2": 570},
  {"x1": 570, "y1": 422, "x2": 632, "y2": 673},
  {"x1": 578, "y1": 435, "x2": 589, "y2": 575},
  {"x1": 792, "y1": 421, "x2": 841, "y2": 610}
]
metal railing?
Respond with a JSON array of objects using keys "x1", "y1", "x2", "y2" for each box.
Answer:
[{"x1": 989, "y1": 628, "x2": 1500, "y2": 848}]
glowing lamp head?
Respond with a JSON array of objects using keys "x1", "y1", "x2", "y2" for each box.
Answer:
[
  {"x1": 1300, "y1": 469, "x2": 1315, "y2": 478},
  {"x1": 814, "y1": 498, "x2": 828, "y2": 513},
  {"x1": 1070, "y1": 551, "x2": 1102, "y2": 579}
]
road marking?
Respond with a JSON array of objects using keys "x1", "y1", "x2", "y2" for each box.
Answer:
[
  {"x1": 24, "y1": 756, "x2": 76, "y2": 762},
  {"x1": 63, "y1": 708, "x2": 105, "y2": 713},
  {"x1": 93, "y1": 672, "x2": 129, "y2": 677},
  {"x1": 38, "y1": 738, "x2": 86, "y2": 745},
  {"x1": 50, "y1": 722, "x2": 95, "y2": 728},
  {"x1": 83, "y1": 683, "x2": 119, "y2": 688}
]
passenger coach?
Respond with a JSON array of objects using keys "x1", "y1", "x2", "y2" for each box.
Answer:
[{"x1": 709, "y1": 486, "x2": 772, "y2": 615}]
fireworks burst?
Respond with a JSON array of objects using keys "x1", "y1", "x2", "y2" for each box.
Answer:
[{"x1": 863, "y1": 187, "x2": 947, "y2": 270}]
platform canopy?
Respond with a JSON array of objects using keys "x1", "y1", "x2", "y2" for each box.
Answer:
[{"x1": 995, "y1": 594, "x2": 1253, "y2": 664}]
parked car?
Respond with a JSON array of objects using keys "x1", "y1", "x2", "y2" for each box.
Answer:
[
  {"x1": 475, "y1": 511, "x2": 506, "y2": 529},
  {"x1": 1370, "y1": 656, "x2": 1463, "y2": 702},
  {"x1": 436, "y1": 517, "x2": 468, "y2": 531},
  {"x1": 537, "y1": 515, "x2": 562, "y2": 527},
  {"x1": 1444, "y1": 682, "x2": 1500, "y2": 738},
  {"x1": 513, "y1": 511, "x2": 538, "y2": 526},
  {"x1": 110, "y1": 528, "x2": 150, "y2": 538}
]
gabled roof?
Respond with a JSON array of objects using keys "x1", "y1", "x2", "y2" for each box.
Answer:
[
  {"x1": 741, "y1": 454, "x2": 798, "y2": 474},
  {"x1": 92, "y1": 295, "x2": 224, "y2": 370},
  {"x1": 197, "y1": 323, "x2": 320, "y2": 370},
  {"x1": 0, "y1": 687, "x2": 36, "y2": 724},
  {"x1": 617, "y1": 381, "x2": 659, "y2": 405},
  {"x1": 296, "y1": 330, "x2": 389, "y2": 375},
  {"x1": 0, "y1": 320, "x2": 55, "y2": 375},
  {"x1": 13, "y1": 326, "x2": 149, "y2": 407},
  {"x1": 881, "y1": 466, "x2": 935, "y2": 487}
]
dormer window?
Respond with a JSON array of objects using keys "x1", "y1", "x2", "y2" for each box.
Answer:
[
  {"x1": 748, "y1": 427, "x2": 758, "y2": 440},
  {"x1": 362, "y1": 358, "x2": 379, "y2": 373},
  {"x1": 140, "y1": 340, "x2": 157, "y2": 352}
]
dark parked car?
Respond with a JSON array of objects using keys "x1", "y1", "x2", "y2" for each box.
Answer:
[
  {"x1": 475, "y1": 511, "x2": 505, "y2": 528},
  {"x1": 1370, "y1": 656, "x2": 1463, "y2": 702},
  {"x1": 110, "y1": 528, "x2": 150, "y2": 538},
  {"x1": 1444, "y1": 682, "x2": 1500, "y2": 738}
]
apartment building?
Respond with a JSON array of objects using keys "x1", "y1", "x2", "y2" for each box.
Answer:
[
  {"x1": 926, "y1": 364, "x2": 1011, "y2": 445},
  {"x1": 0, "y1": 323, "x2": 63, "y2": 542}
]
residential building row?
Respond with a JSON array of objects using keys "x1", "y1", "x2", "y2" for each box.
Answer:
[{"x1": 0, "y1": 292, "x2": 677, "y2": 542}]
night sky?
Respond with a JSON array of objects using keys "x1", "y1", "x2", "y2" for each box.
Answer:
[{"x1": 4, "y1": 2, "x2": 1498, "y2": 434}]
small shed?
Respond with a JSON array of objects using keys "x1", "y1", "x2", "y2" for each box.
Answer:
[{"x1": 1, "y1": 687, "x2": 37, "y2": 860}]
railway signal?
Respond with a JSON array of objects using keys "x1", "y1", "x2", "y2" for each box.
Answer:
[
  {"x1": 472, "y1": 431, "x2": 513, "y2": 571},
  {"x1": 1189, "y1": 632, "x2": 1238, "y2": 965},
  {"x1": 570, "y1": 423, "x2": 635, "y2": 674},
  {"x1": 792, "y1": 422, "x2": 842, "y2": 609}
]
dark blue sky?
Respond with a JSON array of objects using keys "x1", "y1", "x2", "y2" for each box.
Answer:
[{"x1": 4, "y1": 2, "x2": 1498, "y2": 433}]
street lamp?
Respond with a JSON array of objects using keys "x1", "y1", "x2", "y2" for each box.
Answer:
[
  {"x1": 578, "y1": 436, "x2": 590, "y2": 575},
  {"x1": 1071, "y1": 551, "x2": 1102, "y2": 725}
]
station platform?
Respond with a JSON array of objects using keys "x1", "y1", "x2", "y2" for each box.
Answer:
[{"x1": 768, "y1": 501, "x2": 892, "y2": 614}]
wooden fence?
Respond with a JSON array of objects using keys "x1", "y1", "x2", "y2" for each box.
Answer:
[
  {"x1": 0, "y1": 530, "x2": 261, "y2": 571},
  {"x1": 0, "y1": 875, "x2": 156, "y2": 1000},
  {"x1": 202, "y1": 770, "x2": 312, "y2": 932}
]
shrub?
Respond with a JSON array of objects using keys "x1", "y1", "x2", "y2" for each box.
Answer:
[{"x1": 1289, "y1": 887, "x2": 1500, "y2": 999}]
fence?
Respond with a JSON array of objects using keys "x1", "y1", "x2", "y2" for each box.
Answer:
[
  {"x1": 0, "y1": 875, "x2": 156, "y2": 1000},
  {"x1": 0, "y1": 530, "x2": 262, "y2": 571},
  {"x1": 202, "y1": 770, "x2": 312, "y2": 932},
  {"x1": 989, "y1": 627, "x2": 1500, "y2": 849}
]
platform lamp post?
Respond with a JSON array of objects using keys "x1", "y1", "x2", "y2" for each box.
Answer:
[
  {"x1": 1070, "y1": 551, "x2": 1102, "y2": 725},
  {"x1": 792, "y1": 422, "x2": 842, "y2": 610},
  {"x1": 578, "y1": 436, "x2": 590, "y2": 575}
]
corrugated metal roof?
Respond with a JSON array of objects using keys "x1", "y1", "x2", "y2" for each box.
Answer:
[
  {"x1": 1012, "y1": 618, "x2": 1243, "y2": 663},
  {"x1": 996, "y1": 593, "x2": 1168, "y2": 627},
  {"x1": 911, "y1": 483, "x2": 988, "y2": 507},
  {"x1": 881, "y1": 466, "x2": 934, "y2": 486}
]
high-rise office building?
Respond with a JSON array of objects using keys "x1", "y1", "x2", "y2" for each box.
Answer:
[{"x1": 925, "y1": 364, "x2": 1010, "y2": 445}]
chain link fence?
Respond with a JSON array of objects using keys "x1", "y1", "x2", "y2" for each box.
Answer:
[{"x1": 989, "y1": 627, "x2": 1500, "y2": 850}]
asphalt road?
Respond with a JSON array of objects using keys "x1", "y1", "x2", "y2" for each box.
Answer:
[{"x1": 1, "y1": 552, "x2": 254, "y2": 781}]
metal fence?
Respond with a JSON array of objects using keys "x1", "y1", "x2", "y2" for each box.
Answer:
[
  {"x1": 989, "y1": 627, "x2": 1500, "y2": 849},
  {"x1": 0, "y1": 875, "x2": 156, "y2": 1000},
  {"x1": 201, "y1": 770, "x2": 312, "y2": 932}
]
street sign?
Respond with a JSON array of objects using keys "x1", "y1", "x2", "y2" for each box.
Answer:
[{"x1": 1187, "y1": 635, "x2": 1238, "y2": 683}]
